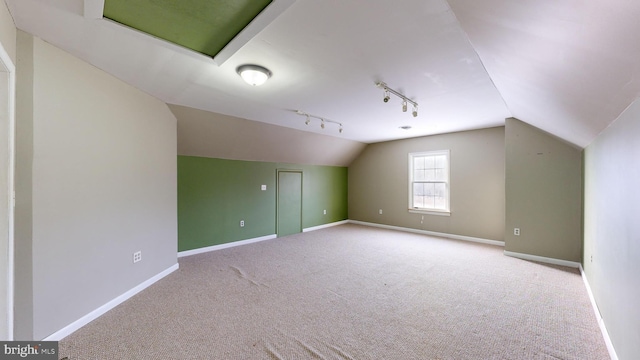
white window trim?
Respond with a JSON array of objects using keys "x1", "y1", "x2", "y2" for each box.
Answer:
[{"x1": 408, "y1": 150, "x2": 451, "y2": 216}]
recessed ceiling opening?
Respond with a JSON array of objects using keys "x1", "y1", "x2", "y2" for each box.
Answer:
[{"x1": 103, "y1": 0, "x2": 272, "y2": 58}]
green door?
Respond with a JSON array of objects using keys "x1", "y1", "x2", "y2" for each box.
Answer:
[{"x1": 277, "y1": 171, "x2": 302, "y2": 237}]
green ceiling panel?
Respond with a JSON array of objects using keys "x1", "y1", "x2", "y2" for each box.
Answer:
[{"x1": 104, "y1": 0, "x2": 272, "y2": 57}]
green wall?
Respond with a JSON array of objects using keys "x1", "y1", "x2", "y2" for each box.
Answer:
[{"x1": 178, "y1": 156, "x2": 348, "y2": 252}]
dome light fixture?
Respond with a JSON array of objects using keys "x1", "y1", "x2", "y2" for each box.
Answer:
[{"x1": 236, "y1": 64, "x2": 272, "y2": 86}]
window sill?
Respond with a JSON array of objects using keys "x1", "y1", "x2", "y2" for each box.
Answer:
[{"x1": 408, "y1": 209, "x2": 451, "y2": 216}]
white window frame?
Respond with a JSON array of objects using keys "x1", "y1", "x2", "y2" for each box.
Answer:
[{"x1": 408, "y1": 150, "x2": 451, "y2": 216}]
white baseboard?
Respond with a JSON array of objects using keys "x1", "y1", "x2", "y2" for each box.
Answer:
[
  {"x1": 348, "y1": 220, "x2": 505, "y2": 247},
  {"x1": 43, "y1": 263, "x2": 179, "y2": 341},
  {"x1": 179, "y1": 221, "x2": 348, "y2": 257},
  {"x1": 503, "y1": 250, "x2": 581, "y2": 268},
  {"x1": 303, "y1": 220, "x2": 349, "y2": 233},
  {"x1": 178, "y1": 234, "x2": 277, "y2": 258},
  {"x1": 579, "y1": 265, "x2": 619, "y2": 360}
]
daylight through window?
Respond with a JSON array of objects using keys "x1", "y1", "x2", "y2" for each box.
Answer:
[{"x1": 409, "y1": 150, "x2": 450, "y2": 214}]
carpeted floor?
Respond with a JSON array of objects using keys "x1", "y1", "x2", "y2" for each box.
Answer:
[{"x1": 59, "y1": 224, "x2": 610, "y2": 359}]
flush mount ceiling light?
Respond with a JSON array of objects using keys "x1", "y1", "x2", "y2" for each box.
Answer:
[
  {"x1": 236, "y1": 64, "x2": 272, "y2": 86},
  {"x1": 376, "y1": 82, "x2": 418, "y2": 117},
  {"x1": 296, "y1": 110, "x2": 343, "y2": 134}
]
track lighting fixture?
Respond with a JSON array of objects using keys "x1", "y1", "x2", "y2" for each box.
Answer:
[
  {"x1": 295, "y1": 110, "x2": 343, "y2": 134},
  {"x1": 376, "y1": 82, "x2": 418, "y2": 117}
]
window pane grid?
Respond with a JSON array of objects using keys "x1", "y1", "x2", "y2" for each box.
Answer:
[{"x1": 409, "y1": 151, "x2": 449, "y2": 212}]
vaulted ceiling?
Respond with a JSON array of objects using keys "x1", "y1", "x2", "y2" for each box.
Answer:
[{"x1": 6, "y1": 0, "x2": 640, "y2": 147}]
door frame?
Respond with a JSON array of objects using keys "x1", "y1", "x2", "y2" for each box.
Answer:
[
  {"x1": 276, "y1": 169, "x2": 303, "y2": 237},
  {"x1": 0, "y1": 40, "x2": 16, "y2": 340}
]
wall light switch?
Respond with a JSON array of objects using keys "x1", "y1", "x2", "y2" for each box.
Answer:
[{"x1": 261, "y1": 185, "x2": 267, "y2": 191}]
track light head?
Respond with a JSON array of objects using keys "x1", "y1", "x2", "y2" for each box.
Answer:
[
  {"x1": 375, "y1": 82, "x2": 419, "y2": 116},
  {"x1": 296, "y1": 111, "x2": 343, "y2": 133}
]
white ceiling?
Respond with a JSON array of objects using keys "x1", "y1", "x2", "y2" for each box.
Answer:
[{"x1": 6, "y1": 0, "x2": 640, "y2": 147}]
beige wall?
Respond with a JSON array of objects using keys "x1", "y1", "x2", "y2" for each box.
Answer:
[
  {"x1": 0, "y1": 0, "x2": 16, "y2": 64},
  {"x1": 0, "y1": 0, "x2": 16, "y2": 340},
  {"x1": 172, "y1": 104, "x2": 367, "y2": 167},
  {"x1": 0, "y1": 69, "x2": 10, "y2": 340},
  {"x1": 504, "y1": 118, "x2": 582, "y2": 262},
  {"x1": 15, "y1": 33, "x2": 178, "y2": 340},
  {"x1": 349, "y1": 127, "x2": 505, "y2": 241},
  {"x1": 14, "y1": 30, "x2": 33, "y2": 340},
  {"x1": 584, "y1": 99, "x2": 640, "y2": 360}
]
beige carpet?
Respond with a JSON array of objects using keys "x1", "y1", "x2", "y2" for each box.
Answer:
[{"x1": 59, "y1": 224, "x2": 609, "y2": 359}]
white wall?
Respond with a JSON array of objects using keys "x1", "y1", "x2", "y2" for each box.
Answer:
[
  {"x1": 584, "y1": 98, "x2": 640, "y2": 360},
  {"x1": 172, "y1": 104, "x2": 366, "y2": 167},
  {"x1": 16, "y1": 33, "x2": 178, "y2": 340}
]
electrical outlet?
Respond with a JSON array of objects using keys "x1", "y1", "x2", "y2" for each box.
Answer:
[
  {"x1": 240, "y1": 220, "x2": 245, "y2": 227},
  {"x1": 133, "y1": 251, "x2": 142, "y2": 263},
  {"x1": 379, "y1": 209, "x2": 383, "y2": 215},
  {"x1": 590, "y1": 255, "x2": 593, "y2": 263},
  {"x1": 323, "y1": 209, "x2": 327, "y2": 215},
  {"x1": 261, "y1": 185, "x2": 267, "y2": 191},
  {"x1": 514, "y1": 228, "x2": 520, "y2": 236}
]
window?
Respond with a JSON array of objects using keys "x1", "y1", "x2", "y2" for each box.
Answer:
[{"x1": 409, "y1": 150, "x2": 450, "y2": 215}]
